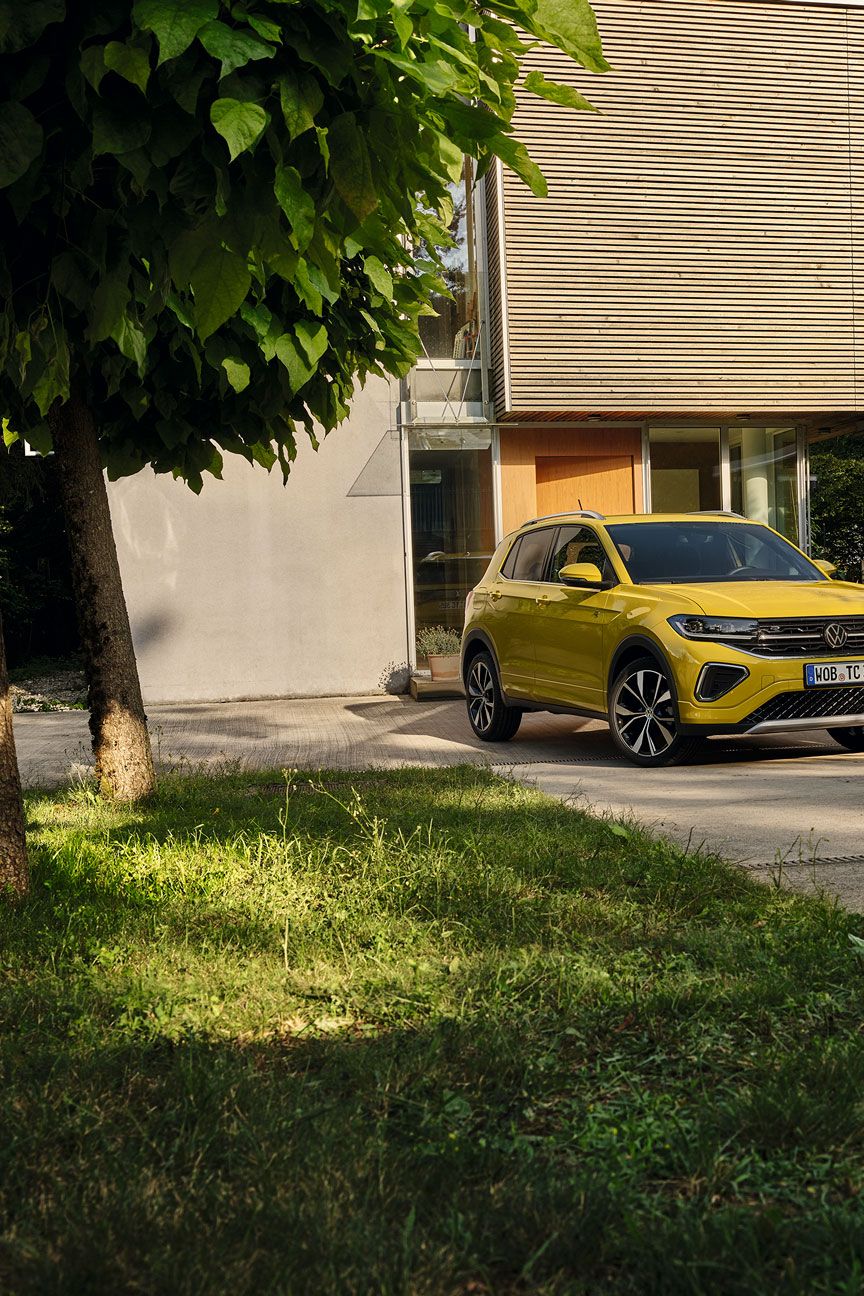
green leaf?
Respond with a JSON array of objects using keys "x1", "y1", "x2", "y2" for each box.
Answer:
[
  {"x1": 532, "y1": 0, "x2": 610, "y2": 74},
  {"x1": 210, "y1": 98, "x2": 269, "y2": 161},
  {"x1": 274, "y1": 334, "x2": 312, "y2": 392},
  {"x1": 489, "y1": 133, "x2": 547, "y2": 198},
  {"x1": 0, "y1": 103, "x2": 42, "y2": 189},
  {"x1": 278, "y1": 71, "x2": 322, "y2": 140},
  {"x1": 329, "y1": 114, "x2": 378, "y2": 223},
  {"x1": 391, "y1": 3, "x2": 412, "y2": 50},
  {"x1": 373, "y1": 49, "x2": 458, "y2": 95},
  {"x1": 295, "y1": 321, "x2": 328, "y2": 368},
  {"x1": 92, "y1": 102, "x2": 151, "y2": 155},
  {"x1": 169, "y1": 226, "x2": 210, "y2": 287},
  {"x1": 0, "y1": 0, "x2": 63, "y2": 54},
  {"x1": 31, "y1": 334, "x2": 70, "y2": 416},
  {"x1": 103, "y1": 41, "x2": 151, "y2": 93},
  {"x1": 88, "y1": 276, "x2": 131, "y2": 343},
  {"x1": 523, "y1": 69, "x2": 596, "y2": 113},
  {"x1": 274, "y1": 165, "x2": 315, "y2": 251},
  {"x1": 190, "y1": 245, "x2": 251, "y2": 340},
  {"x1": 364, "y1": 255, "x2": 393, "y2": 302},
  {"x1": 248, "y1": 441, "x2": 277, "y2": 470},
  {"x1": 293, "y1": 259, "x2": 322, "y2": 314},
  {"x1": 132, "y1": 0, "x2": 218, "y2": 64},
  {"x1": 110, "y1": 315, "x2": 148, "y2": 375},
  {"x1": 80, "y1": 45, "x2": 106, "y2": 91},
  {"x1": 198, "y1": 20, "x2": 274, "y2": 78},
  {"x1": 437, "y1": 100, "x2": 502, "y2": 141},
  {"x1": 2, "y1": 417, "x2": 19, "y2": 447},
  {"x1": 245, "y1": 13, "x2": 282, "y2": 42},
  {"x1": 222, "y1": 356, "x2": 251, "y2": 392},
  {"x1": 23, "y1": 423, "x2": 53, "y2": 456}
]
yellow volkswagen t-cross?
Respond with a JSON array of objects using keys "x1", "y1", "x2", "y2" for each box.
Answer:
[{"x1": 461, "y1": 510, "x2": 864, "y2": 766}]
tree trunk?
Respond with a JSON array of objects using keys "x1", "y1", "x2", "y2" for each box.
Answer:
[
  {"x1": 50, "y1": 397, "x2": 155, "y2": 801},
  {"x1": 0, "y1": 609, "x2": 28, "y2": 898}
]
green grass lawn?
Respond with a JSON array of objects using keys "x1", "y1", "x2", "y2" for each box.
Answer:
[{"x1": 2, "y1": 766, "x2": 864, "y2": 1295}]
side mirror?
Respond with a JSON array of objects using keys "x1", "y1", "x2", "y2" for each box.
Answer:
[
  {"x1": 559, "y1": 562, "x2": 606, "y2": 588},
  {"x1": 814, "y1": 558, "x2": 837, "y2": 577}
]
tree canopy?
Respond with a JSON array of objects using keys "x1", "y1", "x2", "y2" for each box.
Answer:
[{"x1": 0, "y1": 0, "x2": 606, "y2": 490}]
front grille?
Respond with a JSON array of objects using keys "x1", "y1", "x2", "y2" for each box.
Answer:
[
  {"x1": 746, "y1": 686, "x2": 864, "y2": 727},
  {"x1": 727, "y1": 618, "x2": 864, "y2": 658}
]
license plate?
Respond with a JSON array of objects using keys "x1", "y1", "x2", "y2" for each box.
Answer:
[{"x1": 805, "y1": 661, "x2": 864, "y2": 687}]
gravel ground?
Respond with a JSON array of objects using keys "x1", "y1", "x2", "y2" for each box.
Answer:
[{"x1": 10, "y1": 669, "x2": 86, "y2": 713}]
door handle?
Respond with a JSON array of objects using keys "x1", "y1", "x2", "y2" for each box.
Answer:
[
  {"x1": 489, "y1": 589, "x2": 502, "y2": 602},
  {"x1": 535, "y1": 593, "x2": 550, "y2": 605}
]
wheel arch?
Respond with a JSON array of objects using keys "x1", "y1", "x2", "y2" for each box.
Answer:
[
  {"x1": 461, "y1": 629, "x2": 501, "y2": 686},
  {"x1": 608, "y1": 634, "x2": 679, "y2": 701}
]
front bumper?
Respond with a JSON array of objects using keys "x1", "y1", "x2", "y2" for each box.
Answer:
[{"x1": 671, "y1": 644, "x2": 864, "y2": 735}]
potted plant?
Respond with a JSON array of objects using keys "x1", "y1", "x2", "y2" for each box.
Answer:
[{"x1": 416, "y1": 625, "x2": 462, "y2": 680}]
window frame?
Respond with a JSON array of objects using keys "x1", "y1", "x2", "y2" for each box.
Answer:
[
  {"x1": 498, "y1": 527, "x2": 557, "y2": 583},
  {"x1": 545, "y1": 524, "x2": 618, "y2": 587}
]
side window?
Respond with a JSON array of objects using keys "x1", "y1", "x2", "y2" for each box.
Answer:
[
  {"x1": 500, "y1": 529, "x2": 555, "y2": 582},
  {"x1": 548, "y1": 526, "x2": 615, "y2": 584}
]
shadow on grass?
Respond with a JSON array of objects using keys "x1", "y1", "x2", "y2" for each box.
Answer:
[
  {"x1": 2, "y1": 767, "x2": 863, "y2": 1294},
  {"x1": 3, "y1": 990, "x2": 864, "y2": 1296}
]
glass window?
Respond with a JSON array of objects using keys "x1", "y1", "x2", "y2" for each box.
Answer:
[
  {"x1": 417, "y1": 159, "x2": 478, "y2": 359},
  {"x1": 648, "y1": 426, "x2": 721, "y2": 513},
  {"x1": 500, "y1": 529, "x2": 555, "y2": 582},
  {"x1": 729, "y1": 427, "x2": 798, "y2": 541},
  {"x1": 548, "y1": 526, "x2": 615, "y2": 584},
  {"x1": 606, "y1": 521, "x2": 822, "y2": 585},
  {"x1": 408, "y1": 427, "x2": 494, "y2": 642}
]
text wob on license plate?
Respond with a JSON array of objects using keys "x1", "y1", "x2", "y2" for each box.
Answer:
[{"x1": 805, "y1": 661, "x2": 864, "y2": 687}]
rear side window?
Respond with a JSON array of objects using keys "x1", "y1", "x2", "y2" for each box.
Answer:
[{"x1": 500, "y1": 528, "x2": 555, "y2": 582}]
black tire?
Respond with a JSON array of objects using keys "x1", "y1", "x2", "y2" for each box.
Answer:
[
  {"x1": 828, "y1": 725, "x2": 864, "y2": 752},
  {"x1": 608, "y1": 655, "x2": 701, "y2": 767},
  {"x1": 465, "y1": 651, "x2": 522, "y2": 742}
]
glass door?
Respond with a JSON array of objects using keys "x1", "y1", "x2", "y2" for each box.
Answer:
[{"x1": 407, "y1": 426, "x2": 495, "y2": 654}]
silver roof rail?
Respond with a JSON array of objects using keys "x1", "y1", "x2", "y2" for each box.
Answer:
[
  {"x1": 689, "y1": 510, "x2": 745, "y2": 518},
  {"x1": 526, "y1": 509, "x2": 606, "y2": 525}
]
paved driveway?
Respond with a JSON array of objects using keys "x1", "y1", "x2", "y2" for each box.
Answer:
[{"x1": 13, "y1": 697, "x2": 864, "y2": 908}]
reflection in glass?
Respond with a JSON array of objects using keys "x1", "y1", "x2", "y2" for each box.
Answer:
[
  {"x1": 408, "y1": 427, "x2": 494, "y2": 648},
  {"x1": 418, "y1": 159, "x2": 479, "y2": 359},
  {"x1": 729, "y1": 427, "x2": 798, "y2": 540},
  {"x1": 648, "y1": 426, "x2": 721, "y2": 513}
]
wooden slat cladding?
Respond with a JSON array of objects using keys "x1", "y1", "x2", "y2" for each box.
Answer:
[
  {"x1": 482, "y1": 166, "x2": 507, "y2": 412},
  {"x1": 491, "y1": 1, "x2": 862, "y2": 413}
]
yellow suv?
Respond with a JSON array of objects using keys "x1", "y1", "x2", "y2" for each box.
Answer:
[{"x1": 461, "y1": 511, "x2": 864, "y2": 766}]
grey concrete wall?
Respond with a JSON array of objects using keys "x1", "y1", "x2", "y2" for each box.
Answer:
[{"x1": 108, "y1": 376, "x2": 410, "y2": 703}]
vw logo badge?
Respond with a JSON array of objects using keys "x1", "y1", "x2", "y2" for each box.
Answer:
[{"x1": 824, "y1": 622, "x2": 848, "y2": 649}]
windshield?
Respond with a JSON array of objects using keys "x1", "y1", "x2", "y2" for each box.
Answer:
[{"x1": 606, "y1": 521, "x2": 824, "y2": 585}]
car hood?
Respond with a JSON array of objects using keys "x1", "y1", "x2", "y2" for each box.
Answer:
[{"x1": 650, "y1": 580, "x2": 864, "y2": 618}]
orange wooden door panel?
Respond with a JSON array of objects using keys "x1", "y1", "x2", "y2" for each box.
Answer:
[{"x1": 534, "y1": 455, "x2": 635, "y2": 518}]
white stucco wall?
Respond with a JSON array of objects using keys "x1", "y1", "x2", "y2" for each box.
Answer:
[{"x1": 108, "y1": 376, "x2": 409, "y2": 702}]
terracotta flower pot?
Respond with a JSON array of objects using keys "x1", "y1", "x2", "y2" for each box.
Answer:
[{"x1": 427, "y1": 653, "x2": 461, "y2": 680}]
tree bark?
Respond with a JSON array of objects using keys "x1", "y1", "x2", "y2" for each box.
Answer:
[
  {"x1": 50, "y1": 397, "x2": 155, "y2": 801},
  {"x1": 0, "y1": 609, "x2": 28, "y2": 898}
]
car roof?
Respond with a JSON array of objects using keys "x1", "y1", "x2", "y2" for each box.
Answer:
[{"x1": 518, "y1": 512, "x2": 751, "y2": 531}]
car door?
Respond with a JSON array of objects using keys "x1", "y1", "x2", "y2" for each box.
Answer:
[
  {"x1": 531, "y1": 525, "x2": 619, "y2": 711},
  {"x1": 485, "y1": 527, "x2": 557, "y2": 700}
]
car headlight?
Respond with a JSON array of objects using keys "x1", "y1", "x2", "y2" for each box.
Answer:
[{"x1": 668, "y1": 614, "x2": 758, "y2": 642}]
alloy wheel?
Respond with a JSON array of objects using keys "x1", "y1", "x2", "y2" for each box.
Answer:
[
  {"x1": 467, "y1": 659, "x2": 495, "y2": 733},
  {"x1": 613, "y1": 667, "x2": 677, "y2": 758}
]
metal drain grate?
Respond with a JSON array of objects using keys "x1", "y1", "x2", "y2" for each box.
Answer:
[
  {"x1": 751, "y1": 854, "x2": 864, "y2": 870},
  {"x1": 489, "y1": 755, "x2": 625, "y2": 766}
]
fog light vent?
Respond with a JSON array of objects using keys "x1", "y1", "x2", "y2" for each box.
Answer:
[{"x1": 696, "y1": 663, "x2": 750, "y2": 702}]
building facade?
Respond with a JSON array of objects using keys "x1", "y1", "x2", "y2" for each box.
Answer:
[{"x1": 112, "y1": 0, "x2": 864, "y2": 702}]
